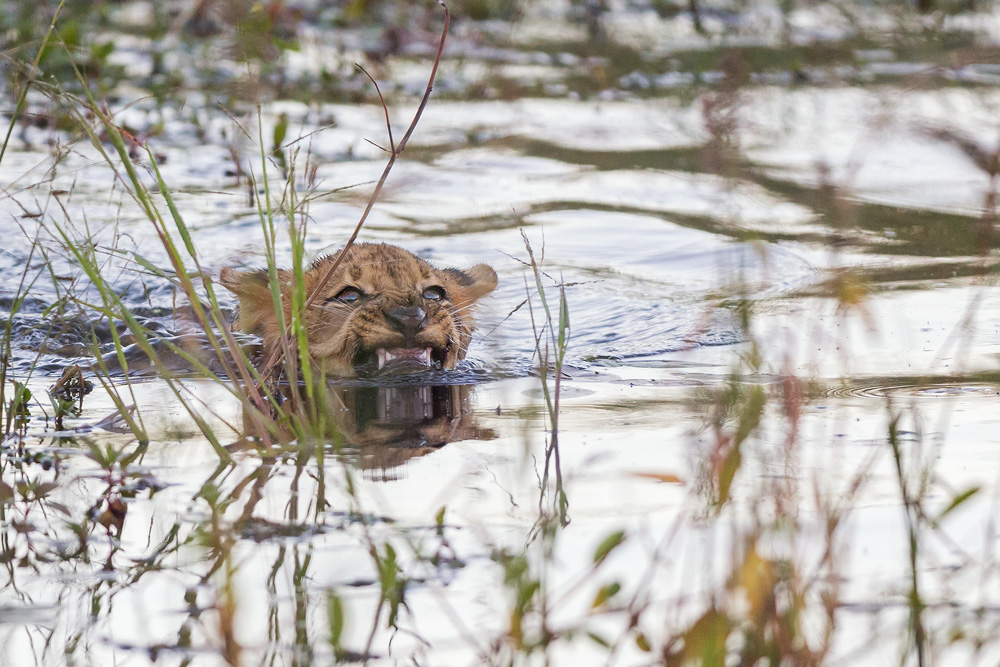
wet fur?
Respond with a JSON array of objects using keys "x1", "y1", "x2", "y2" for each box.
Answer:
[{"x1": 219, "y1": 243, "x2": 497, "y2": 374}]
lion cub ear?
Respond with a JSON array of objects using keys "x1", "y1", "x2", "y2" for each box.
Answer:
[
  {"x1": 219, "y1": 267, "x2": 273, "y2": 301},
  {"x1": 220, "y1": 267, "x2": 289, "y2": 335},
  {"x1": 444, "y1": 264, "x2": 498, "y2": 302}
]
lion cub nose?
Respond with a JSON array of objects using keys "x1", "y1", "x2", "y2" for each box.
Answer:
[{"x1": 386, "y1": 305, "x2": 428, "y2": 338}]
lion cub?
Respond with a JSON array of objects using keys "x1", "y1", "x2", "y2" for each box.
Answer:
[{"x1": 220, "y1": 243, "x2": 497, "y2": 375}]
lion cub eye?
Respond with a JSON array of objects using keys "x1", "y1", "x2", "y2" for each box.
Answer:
[
  {"x1": 331, "y1": 287, "x2": 364, "y2": 304},
  {"x1": 422, "y1": 286, "x2": 447, "y2": 301}
]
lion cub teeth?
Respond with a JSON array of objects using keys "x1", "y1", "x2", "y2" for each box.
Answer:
[{"x1": 377, "y1": 347, "x2": 433, "y2": 370}]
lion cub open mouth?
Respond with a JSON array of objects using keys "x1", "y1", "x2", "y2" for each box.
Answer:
[
  {"x1": 376, "y1": 347, "x2": 432, "y2": 370},
  {"x1": 219, "y1": 243, "x2": 497, "y2": 376}
]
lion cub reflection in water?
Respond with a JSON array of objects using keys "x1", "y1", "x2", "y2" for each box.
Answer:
[{"x1": 220, "y1": 243, "x2": 497, "y2": 375}]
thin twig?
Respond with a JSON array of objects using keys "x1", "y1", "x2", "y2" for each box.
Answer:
[
  {"x1": 256, "y1": 1, "x2": 451, "y2": 380},
  {"x1": 356, "y1": 63, "x2": 395, "y2": 153},
  {"x1": 363, "y1": 138, "x2": 389, "y2": 154}
]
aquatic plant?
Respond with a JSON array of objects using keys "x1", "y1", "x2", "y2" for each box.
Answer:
[{"x1": 2, "y1": 0, "x2": 1000, "y2": 665}]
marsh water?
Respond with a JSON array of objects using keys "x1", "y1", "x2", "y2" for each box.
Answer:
[{"x1": 3, "y1": 1, "x2": 1000, "y2": 665}]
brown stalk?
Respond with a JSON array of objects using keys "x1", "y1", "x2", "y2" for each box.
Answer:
[{"x1": 255, "y1": 1, "x2": 451, "y2": 381}]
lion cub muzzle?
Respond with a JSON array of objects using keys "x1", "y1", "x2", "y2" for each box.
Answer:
[
  {"x1": 378, "y1": 304, "x2": 432, "y2": 371},
  {"x1": 386, "y1": 305, "x2": 428, "y2": 339}
]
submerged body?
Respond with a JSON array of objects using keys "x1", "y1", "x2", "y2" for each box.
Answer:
[{"x1": 220, "y1": 243, "x2": 497, "y2": 375}]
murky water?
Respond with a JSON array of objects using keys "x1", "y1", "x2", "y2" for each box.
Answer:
[{"x1": 3, "y1": 0, "x2": 1000, "y2": 665}]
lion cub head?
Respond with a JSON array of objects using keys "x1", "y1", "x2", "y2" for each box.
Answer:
[{"x1": 220, "y1": 243, "x2": 497, "y2": 375}]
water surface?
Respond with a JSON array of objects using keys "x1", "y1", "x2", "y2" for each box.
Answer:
[{"x1": 3, "y1": 1, "x2": 1000, "y2": 664}]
